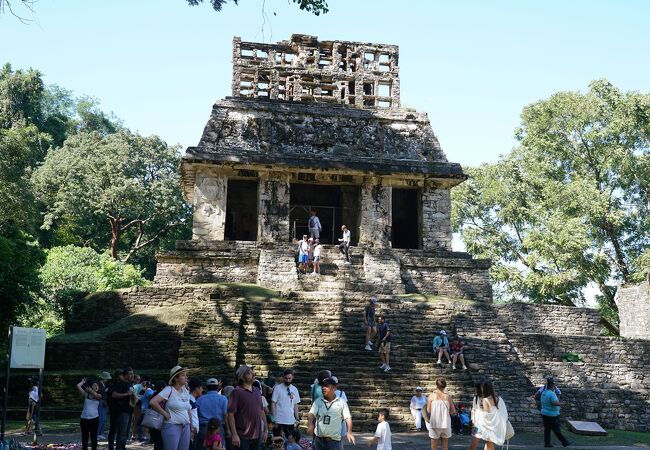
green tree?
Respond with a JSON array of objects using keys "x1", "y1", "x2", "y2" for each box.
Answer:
[
  {"x1": 186, "y1": 0, "x2": 329, "y2": 15},
  {"x1": 0, "y1": 225, "x2": 44, "y2": 352},
  {"x1": 453, "y1": 80, "x2": 650, "y2": 324},
  {"x1": 32, "y1": 245, "x2": 149, "y2": 334},
  {"x1": 33, "y1": 130, "x2": 190, "y2": 261}
]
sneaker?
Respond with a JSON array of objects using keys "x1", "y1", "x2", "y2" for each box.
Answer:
[
  {"x1": 452, "y1": 366, "x2": 456, "y2": 370},
  {"x1": 344, "y1": 261, "x2": 351, "y2": 265},
  {"x1": 365, "y1": 344, "x2": 372, "y2": 351},
  {"x1": 380, "y1": 363, "x2": 387, "y2": 369},
  {"x1": 384, "y1": 366, "x2": 391, "y2": 372},
  {"x1": 462, "y1": 365, "x2": 468, "y2": 370},
  {"x1": 97, "y1": 435, "x2": 107, "y2": 440},
  {"x1": 437, "y1": 360, "x2": 442, "y2": 365}
]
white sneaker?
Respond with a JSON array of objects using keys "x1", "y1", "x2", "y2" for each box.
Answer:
[
  {"x1": 380, "y1": 363, "x2": 387, "y2": 369},
  {"x1": 452, "y1": 366, "x2": 456, "y2": 370},
  {"x1": 437, "y1": 360, "x2": 442, "y2": 365},
  {"x1": 344, "y1": 261, "x2": 351, "y2": 265},
  {"x1": 384, "y1": 366, "x2": 391, "y2": 372},
  {"x1": 463, "y1": 365, "x2": 468, "y2": 370},
  {"x1": 365, "y1": 344, "x2": 372, "y2": 351}
]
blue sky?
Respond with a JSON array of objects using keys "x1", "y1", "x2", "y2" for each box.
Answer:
[{"x1": 2, "y1": 0, "x2": 649, "y2": 167}]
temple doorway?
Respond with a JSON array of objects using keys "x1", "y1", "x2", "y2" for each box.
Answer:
[
  {"x1": 225, "y1": 180, "x2": 258, "y2": 241},
  {"x1": 289, "y1": 184, "x2": 360, "y2": 244},
  {"x1": 392, "y1": 188, "x2": 420, "y2": 249}
]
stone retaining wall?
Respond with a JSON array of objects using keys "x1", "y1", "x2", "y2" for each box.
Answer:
[
  {"x1": 495, "y1": 303, "x2": 603, "y2": 336},
  {"x1": 400, "y1": 253, "x2": 492, "y2": 301}
]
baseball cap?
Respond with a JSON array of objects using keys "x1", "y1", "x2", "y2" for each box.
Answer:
[
  {"x1": 415, "y1": 386, "x2": 423, "y2": 391},
  {"x1": 440, "y1": 330, "x2": 447, "y2": 335},
  {"x1": 206, "y1": 378, "x2": 219, "y2": 386},
  {"x1": 371, "y1": 297, "x2": 378, "y2": 304},
  {"x1": 320, "y1": 375, "x2": 339, "y2": 386}
]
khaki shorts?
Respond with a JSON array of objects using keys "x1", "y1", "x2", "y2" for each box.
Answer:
[
  {"x1": 429, "y1": 428, "x2": 451, "y2": 439},
  {"x1": 378, "y1": 342, "x2": 391, "y2": 354}
]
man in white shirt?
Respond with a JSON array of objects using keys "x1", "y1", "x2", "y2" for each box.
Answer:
[
  {"x1": 307, "y1": 376, "x2": 355, "y2": 450},
  {"x1": 271, "y1": 369, "x2": 300, "y2": 437},
  {"x1": 338, "y1": 225, "x2": 351, "y2": 264}
]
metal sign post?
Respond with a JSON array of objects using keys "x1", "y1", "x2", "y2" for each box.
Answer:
[
  {"x1": 1, "y1": 326, "x2": 46, "y2": 443},
  {"x1": 1, "y1": 326, "x2": 14, "y2": 442}
]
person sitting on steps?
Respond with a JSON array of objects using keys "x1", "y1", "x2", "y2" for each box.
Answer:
[
  {"x1": 450, "y1": 336, "x2": 468, "y2": 370},
  {"x1": 433, "y1": 330, "x2": 451, "y2": 366}
]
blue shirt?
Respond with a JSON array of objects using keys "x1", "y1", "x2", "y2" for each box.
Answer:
[
  {"x1": 140, "y1": 388, "x2": 154, "y2": 410},
  {"x1": 432, "y1": 335, "x2": 449, "y2": 351},
  {"x1": 540, "y1": 389, "x2": 560, "y2": 417},
  {"x1": 196, "y1": 391, "x2": 228, "y2": 425}
]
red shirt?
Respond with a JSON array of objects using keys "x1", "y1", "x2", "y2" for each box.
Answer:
[
  {"x1": 227, "y1": 386, "x2": 262, "y2": 440},
  {"x1": 450, "y1": 341, "x2": 463, "y2": 354}
]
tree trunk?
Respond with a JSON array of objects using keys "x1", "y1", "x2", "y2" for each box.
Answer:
[{"x1": 109, "y1": 217, "x2": 120, "y2": 260}]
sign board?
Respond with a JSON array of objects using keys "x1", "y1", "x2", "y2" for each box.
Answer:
[
  {"x1": 9, "y1": 327, "x2": 46, "y2": 369},
  {"x1": 567, "y1": 420, "x2": 608, "y2": 436}
]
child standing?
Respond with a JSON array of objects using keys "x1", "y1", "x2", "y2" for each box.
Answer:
[
  {"x1": 202, "y1": 418, "x2": 224, "y2": 450},
  {"x1": 312, "y1": 240, "x2": 322, "y2": 276},
  {"x1": 368, "y1": 408, "x2": 392, "y2": 450}
]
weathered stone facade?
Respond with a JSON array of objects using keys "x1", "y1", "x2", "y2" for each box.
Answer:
[
  {"x1": 616, "y1": 278, "x2": 650, "y2": 339},
  {"x1": 163, "y1": 34, "x2": 493, "y2": 299}
]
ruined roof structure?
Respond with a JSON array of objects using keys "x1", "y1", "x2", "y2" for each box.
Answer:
[{"x1": 181, "y1": 34, "x2": 466, "y2": 202}]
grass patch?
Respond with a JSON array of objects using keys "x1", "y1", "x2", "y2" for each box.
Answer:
[
  {"x1": 5, "y1": 419, "x2": 79, "y2": 433},
  {"x1": 50, "y1": 305, "x2": 190, "y2": 343},
  {"x1": 507, "y1": 429, "x2": 650, "y2": 447}
]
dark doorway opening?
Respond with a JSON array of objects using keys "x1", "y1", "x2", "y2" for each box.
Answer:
[
  {"x1": 392, "y1": 188, "x2": 420, "y2": 249},
  {"x1": 289, "y1": 184, "x2": 360, "y2": 244},
  {"x1": 225, "y1": 180, "x2": 258, "y2": 241}
]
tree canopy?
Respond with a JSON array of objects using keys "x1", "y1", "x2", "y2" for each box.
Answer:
[
  {"x1": 33, "y1": 130, "x2": 190, "y2": 262},
  {"x1": 453, "y1": 80, "x2": 650, "y2": 325},
  {"x1": 186, "y1": 0, "x2": 329, "y2": 15}
]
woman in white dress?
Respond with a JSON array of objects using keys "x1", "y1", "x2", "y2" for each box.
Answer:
[
  {"x1": 427, "y1": 378, "x2": 457, "y2": 450},
  {"x1": 469, "y1": 382, "x2": 483, "y2": 450},
  {"x1": 409, "y1": 387, "x2": 427, "y2": 431},
  {"x1": 477, "y1": 382, "x2": 508, "y2": 450}
]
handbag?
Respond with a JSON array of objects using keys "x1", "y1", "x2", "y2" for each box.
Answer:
[
  {"x1": 142, "y1": 389, "x2": 170, "y2": 430},
  {"x1": 142, "y1": 408, "x2": 164, "y2": 430},
  {"x1": 505, "y1": 419, "x2": 515, "y2": 440}
]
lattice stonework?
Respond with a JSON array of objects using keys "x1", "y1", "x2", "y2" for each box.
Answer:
[{"x1": 231, "y1": 34, "x2": 401, "y2": 108}]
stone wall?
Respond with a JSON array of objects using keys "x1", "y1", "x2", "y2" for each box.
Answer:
[
  {"x1": 358, "y1": 180, "x2": 391, "y2": 247},
  {"x1": 362, "y1": 249, "x2": 404, "y2": 294},
  {"x1": 256, "y1": 246, "x2": 299, "y2": 291},
  {"x1": 495, "y1": 303, "x2": 603, "y2": 336},
  {"x1": 399, "y1": 252, "x2": 492, "y2": 302},
  {"x1": 421, "y1": 185, "x2": 452, "y2": 250},
  {"x1": 258, "y1": 173, "x2": 290, "y2": 243},
  {"x1": 192, "y1": 172, "x2": 227, "y2": 240},
  {"x1": 155, "y1": 240, "x2": 259, "y2": 285},
  {"x1": 616, "y1": 279, "x2": 650, "y2": 339}
]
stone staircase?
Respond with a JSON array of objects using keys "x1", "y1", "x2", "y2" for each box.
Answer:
[{"x1": 22, "y1": 283, "x2": 650, "y2": 432}]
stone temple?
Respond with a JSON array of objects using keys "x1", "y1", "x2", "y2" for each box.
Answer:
[
  {"x1": 27, "y1": 35, "x2": 650, "y2": 433},
  {"x1": 156, "y1": 34, "x2": 492, "y2": 300}
]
